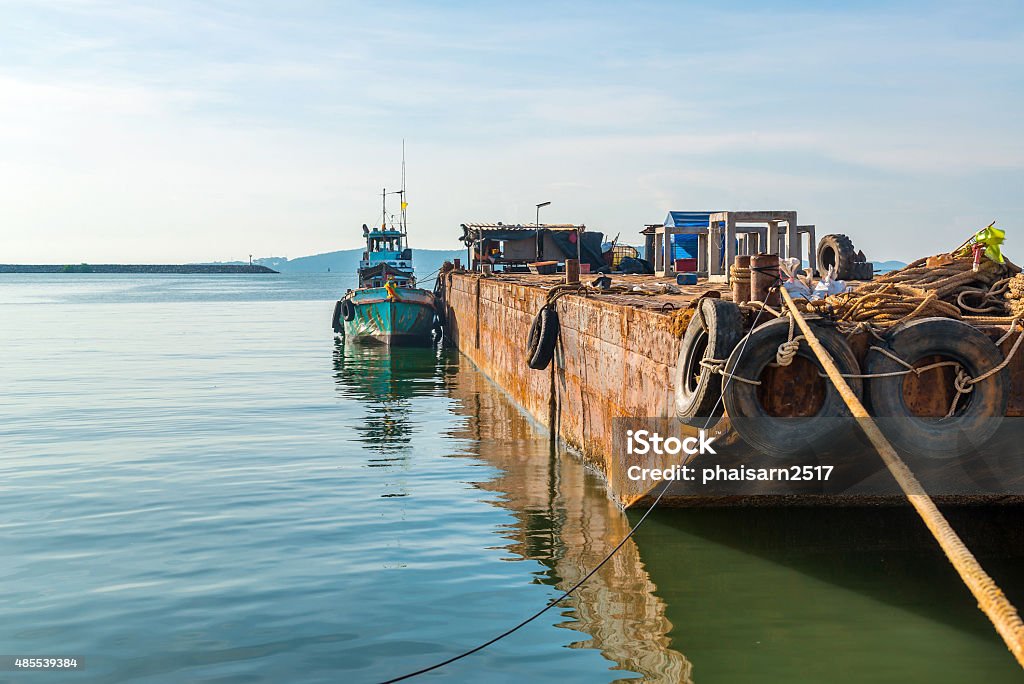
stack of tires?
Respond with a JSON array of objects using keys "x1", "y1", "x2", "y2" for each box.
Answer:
[{"x1": 816, "y1": 233, "x2": 874, "y2": 281}]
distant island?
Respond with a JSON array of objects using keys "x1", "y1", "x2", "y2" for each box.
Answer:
[
  {"x1": 208, "y1": 248, "x2": 465, "y2": 277},
  {"x1": 0, "y1": 248, "x2": 464, "y2": 278},
  {"x1": 0, "y1": 264, "x2": 278, "y2": 274}
]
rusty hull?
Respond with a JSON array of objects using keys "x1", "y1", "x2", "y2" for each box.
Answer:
[{"x1": 442, "y1": 272, "x2": 1024, "y2": 509}]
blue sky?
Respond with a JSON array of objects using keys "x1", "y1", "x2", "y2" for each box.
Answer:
[{"x1": 1, "y1": 1, "x2": 1021, "y2": 263}]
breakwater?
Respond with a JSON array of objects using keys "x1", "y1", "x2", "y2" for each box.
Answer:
[{"x1": 0, "y1": 264, "x2": 278, "y2": 274}]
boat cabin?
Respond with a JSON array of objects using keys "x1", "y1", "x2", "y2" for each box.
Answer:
[{"x1": 359, "y1": 224, "x2": 415, "y2": 288}]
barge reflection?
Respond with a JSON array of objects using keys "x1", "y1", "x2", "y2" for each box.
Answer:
[{"x1": 445, "y1": 353, "x2": 691, "y2": 683}]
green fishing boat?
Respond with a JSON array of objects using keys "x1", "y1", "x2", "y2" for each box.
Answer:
[{"x1": 332, "y1": 155, "x2": 437, "y2": 345}]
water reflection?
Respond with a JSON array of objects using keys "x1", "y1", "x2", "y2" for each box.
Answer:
[
  {"x1": 332, "y1": 340, "x2": 447, "y2": 467},
  {"x1": 445, "y1": 354, "x2": 692, "y2": 683}
]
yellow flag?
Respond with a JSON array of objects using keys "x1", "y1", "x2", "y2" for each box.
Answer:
[
  {"x1": 975, "y1": 222, "x2": 1005, "y2": 263},
  {"x1": 401, "y1": 201, "x2": 408, "y2": 210}
]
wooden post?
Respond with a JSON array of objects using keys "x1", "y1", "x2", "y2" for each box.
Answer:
[
  {"x1": 565, "y1": 259, "x2": 580, "y2": 284},
  {"x1": 453, "y1": 258, "x2": 461, "y2": 271}
]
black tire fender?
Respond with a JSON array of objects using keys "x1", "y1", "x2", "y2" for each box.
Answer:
[
  {"x1": 674, "y1": 298, "x2": 744, "y2": 425},
  {"x1": 816, "y1": 233, "x2": 857, "y2": 280},
  {"x1": 723, "y1": 317, "x2": 863, "y2": 457},
  {"x1": 864, "y1": 317, "x2": 1009, "y2": 459},
  {"x1": 527, "y1": 306, "x2": 559, "y2": 370},
  {"x1": 332, "y1": 300, "x2": 344, "y2": 333},
  {"x1": 340, "y1": 298, "x2": 355, "y2": 322}
]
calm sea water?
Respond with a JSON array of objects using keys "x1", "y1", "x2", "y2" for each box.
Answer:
[{"x1": 2, "y1": 273, "x2": 1022, "y2": 683}]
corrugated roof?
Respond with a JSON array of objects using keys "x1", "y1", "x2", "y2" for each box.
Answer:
[
  {"x1": 665, "y1": 211, "x2": 716, "y2": 229},
  {"x1": 461, "y1": 223, "x2": 584, "y2": 231}
]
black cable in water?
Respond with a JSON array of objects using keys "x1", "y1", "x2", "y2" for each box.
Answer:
[{"x1": 378, "y1": 286, "x2": 779, "y2": 684}]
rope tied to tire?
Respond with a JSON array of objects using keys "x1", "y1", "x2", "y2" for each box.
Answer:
[
  {"x1": 775, "y1": 339, "x2": 800, "y2": 366},
  {"x1": 774, "y1": 315, "x2": 802, "y2": 367},
  {"x1": 697, "y1": 357, "x2": 762, "y2": 386},
  {"x1": 865, "y1": 317, "x2": 1023, "y2": 417},
  {"x1": 689, "y1": 314, "x2": 809, "y2": 386},
  {"x1": 807, "y1": 317, "x2": 1024, "y2": 418},
  {"x1": 719, "y1": 306, "x2": 1024, "y2": 419}
]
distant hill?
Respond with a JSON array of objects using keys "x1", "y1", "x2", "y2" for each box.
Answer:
[
  {"x1": 213, "y1": 248, "x2": 464, "y2": 279},
  {"x1": 872, "y1": 260, "x2": 907, "y2": 274}
]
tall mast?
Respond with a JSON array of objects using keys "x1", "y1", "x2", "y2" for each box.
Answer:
[
  {"x1": 381, "y1": 187, "x2": 387, "y2": 230},
  {"x1": 400, "y1": 140, "x2": 407, "y2": 236}
]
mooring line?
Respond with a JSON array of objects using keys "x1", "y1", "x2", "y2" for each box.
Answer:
[
  {"x1": 779, "y1": 286, "x2": 1024, "y2": 670},
  {"x1": 377, "y1": 287, "x2": 779, "y2": 684}
]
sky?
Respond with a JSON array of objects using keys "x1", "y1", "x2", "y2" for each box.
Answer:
[{"x1": 0, "y1": 0, "x2": 1021, "y2": 263}]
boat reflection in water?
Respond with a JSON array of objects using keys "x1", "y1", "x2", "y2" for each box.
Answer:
[
  {"x1": 331, "y1": 341, "x2": 690, "y2": 682},
  {"x1": 332, "y1": 340, "x2": 449, "y2": 498}
]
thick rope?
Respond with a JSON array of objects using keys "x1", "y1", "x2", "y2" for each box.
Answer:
[
  {"x1": 780, "y1": 287, "x2": 1024, "y2": 670},
  {"x1": 809, "y1": 254, "x2": 1019, "y2": 329},
  {"x1": 775, "y1": 315, "x2": 801, "y2": 366}
]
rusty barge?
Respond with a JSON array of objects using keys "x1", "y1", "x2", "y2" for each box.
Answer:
[{"x1": 435, "y1": 214, "x2": 1024, "y2": 509}]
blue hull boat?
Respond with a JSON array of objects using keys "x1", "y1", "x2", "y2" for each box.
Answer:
[
  {"x1": 340, "y1": 286, "x2": 435, "y2": 345},
  {"x1": 332, "y1": 154, "x2": 437, "y2": 346}
]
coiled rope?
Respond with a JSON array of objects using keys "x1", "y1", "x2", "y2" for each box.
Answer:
[
  {"x1": 806, "y1": 254, "x2": 1020, "y2": 333},
  {"x1": 780, "y1": 286, "x2": 1024, "y2": 670}
]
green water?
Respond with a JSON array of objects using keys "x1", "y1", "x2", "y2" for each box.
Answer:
[
  {"x1": 2, "y1": 273, "x2": 1022, "y2": 682},
  {"x1": 635, "y1": 507, "x2": 1024, "y2": 682}
]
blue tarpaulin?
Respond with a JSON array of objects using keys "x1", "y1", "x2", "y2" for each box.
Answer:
[
  {"x1": 672, "y1": 234, "x2": 698, "y2": 260},
  {"x1": 665, "y1": 211, "x2": 713, "y2": 262},
  {"x1": 665, "y1": 211, "x2": 714, "y2": 230}
]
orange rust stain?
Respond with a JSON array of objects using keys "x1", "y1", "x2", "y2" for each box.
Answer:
[{"x1": 447, "y1": 275, "x2": 678, "y2": 505}]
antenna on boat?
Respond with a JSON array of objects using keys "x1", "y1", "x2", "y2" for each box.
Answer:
[{"x1": 400, "y1": 139, "x2": 407, "y2": 238}]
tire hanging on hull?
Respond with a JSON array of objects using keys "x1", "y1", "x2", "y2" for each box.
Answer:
[
  {"x1": 674, "y1": 298, "x2": 743, "y2": 425},
  {"x1": 526, "y1": 306, "x2": 559, "y2": 370},
  {"x1": 332, "y1": 300, "x2": 344, "y2": 334},
  {"x1": 341, "y1": 299, "x2": 355, "y2": 322}
]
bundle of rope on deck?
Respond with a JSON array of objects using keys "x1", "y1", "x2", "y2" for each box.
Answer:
[
  {"x1": 1004, "y1": 273, "x2": 1024, "y2": 318},
  {"x1": 807, "y1": 252, "x2": 1020, "y2": 331},
  {"x1": 807, "y1": 282, "x2": 963, "y2": 333}
]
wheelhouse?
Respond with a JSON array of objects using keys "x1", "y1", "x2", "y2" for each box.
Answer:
[{"x1": 359, "y1": 224, "x2": 415, "y2": 288}]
